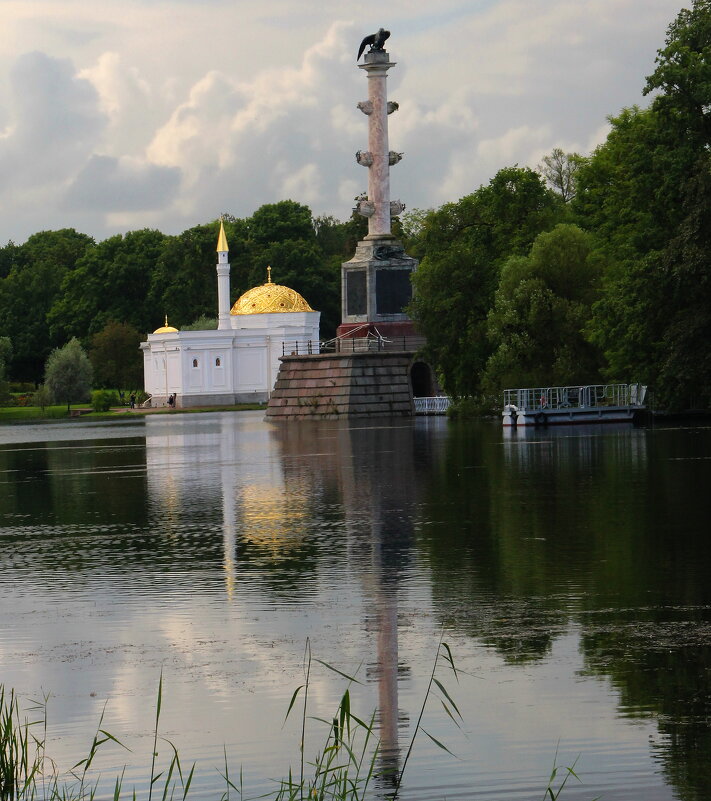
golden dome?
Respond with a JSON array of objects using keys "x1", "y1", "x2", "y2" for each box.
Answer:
[
  {"x1": 239, "y1": 484, "x2": 307, "y2": 554},
  {"x1": 230, "y1": 266, "x2": 314, "y2": 315},
  {"x1": 153, "y1": 315, "x2": 179, "y2": 334}
]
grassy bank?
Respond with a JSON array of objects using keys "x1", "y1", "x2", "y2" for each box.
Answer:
[{"x1": 0, "y1": 404, "x2": 265, "y2": 423}]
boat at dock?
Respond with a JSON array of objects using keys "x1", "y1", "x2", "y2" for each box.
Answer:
[{"x1": 502, "y1": 383, "x2": 647, "y2": 426}]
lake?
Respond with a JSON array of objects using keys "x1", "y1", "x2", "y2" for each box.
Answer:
[{"x1": 1, "y1": 412, "x2": 710, "y2": 801}]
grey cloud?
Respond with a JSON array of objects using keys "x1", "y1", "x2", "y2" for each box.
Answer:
[
  {"x1": 0, "y1": 51, "x2": 106, "y2": 187},
  {"x1": 63, "y1": 155, "x2": 181, "y2": 212}
]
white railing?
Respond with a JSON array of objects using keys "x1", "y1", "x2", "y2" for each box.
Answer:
[
  {"x1": 503, "y1": 383, "x2": 647, "y2": 411},
  {"x1": 414, "y1": 396, "x2": 451, "y2": 415}
]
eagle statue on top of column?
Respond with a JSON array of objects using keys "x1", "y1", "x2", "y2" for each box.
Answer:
[{"x1": 357, "y1": 28, "x2": 390, "y2": 61}]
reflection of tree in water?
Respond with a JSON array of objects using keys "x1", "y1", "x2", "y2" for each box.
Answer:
[
  {"x1": 419, "y1": 421, "x2": 711, "y2": 799},
  {"x1": 0, "y1": 437, "x2": 156, "y2": 579},
  {"x1": 581, "y1": 621, "x2": 711, "y2": 801}
]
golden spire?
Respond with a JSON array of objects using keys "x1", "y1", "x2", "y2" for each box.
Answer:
[
  {"x1": 217, "y1": 218, "x2": 229, "y2": 253},
  {"x1": 153, "y1": 314, "x2": 179, "y2": 334},
  {"x1": 266, "y1": 265, "x2": 272, "y2": 284}
]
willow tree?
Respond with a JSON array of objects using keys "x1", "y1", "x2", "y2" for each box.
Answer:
[{"x1": 45, "y1": 338, "x2": 93, "y2": 411}]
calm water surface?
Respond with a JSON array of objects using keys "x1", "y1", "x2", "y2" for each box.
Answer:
[{"x1": 1, "y1": 412, "x2": 710, "y2": 801}]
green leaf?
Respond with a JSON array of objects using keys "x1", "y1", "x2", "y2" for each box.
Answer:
[
  {"x1": 313, "y1": 659, "x2": 363, "y2": 685},
  {"x1": 282, "y1": 685, "x2": 304, "y2": 726},
  {"x1": 440, "y1": 642, "x2": 459, "y2": 681},
  {"x1": 433, "y1": 678, "x2": 462, "y2": 720},
  {"x1": 420, "y1": 727, "x2": 458, "y2": 759}
]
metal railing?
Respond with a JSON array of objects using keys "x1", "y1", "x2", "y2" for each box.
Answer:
[
  {"x1": 282, "y1": 335, "x2": 426, "y2": 356},
  {"x1": 281, "y1": 340, "x2": 320, "y2": 356},
  {"x1": 414, "y1": 396, "x2": 451, "y2": 414},
  {"x1": 503, "y1": 383, "x2": 647, "y2": 411}
]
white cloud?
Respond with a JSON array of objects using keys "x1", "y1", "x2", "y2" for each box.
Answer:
[{"x1": 0, "y1": 0, "x2": 685, "y2": 243}]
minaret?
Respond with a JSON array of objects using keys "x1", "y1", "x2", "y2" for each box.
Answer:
[
  {"x1": 216, "y1": 219, "x2": 231, "y2": 330},
  {"x1": 338, "y1": 33, "x2": 417, "y2": 340}
]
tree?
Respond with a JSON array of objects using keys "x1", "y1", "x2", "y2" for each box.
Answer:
[
  {"x1": 539, "y1": 148, "x2": 586, "y2": 202},
  {"x1": 0, "y1": 336, "x2": 11, "y2": 403},
  {"x1": 484, "y1": 224, "x2": 604, "y2": 390},
  {"x1": 48, "y1": 229, "x2": 167, "y2": 343},
  {"x1": 182, "y1": 315, "x2": 218, "y2": 331},
  {"x1": 89, "y1": 321, "x2": 143, "y2": 392},
  {"x1": 33, "y1": 384, "x2": 51, "y2": 411},
  {"x1": 148, "y1": 220, "x2": 248, "y2": 329},
  {"x1": 644, "y1": 0, "x2": 711, "y2": 147},
  {"x1": 44, "y1": 338, "x2": 93, "y2": 411},
  {"x1": 654, "y1": 155, "x2": 711, "y2": 408},
  {"x1": 578, "y1": 0, "x2": 711, "y2": 409},
  {"x1": 0, "y1": 229, "x2": 94, "y2": 381},
  {"x1": 410, "y1": 167, "x2": 564, "y2": 398},
  {"x1": 248, "y1": 200, "x2": 315, "y2": 245}
]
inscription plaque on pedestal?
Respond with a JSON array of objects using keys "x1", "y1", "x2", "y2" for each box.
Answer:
[
  {"x1": 346, "y1": 270, "x2": 367, "y2": 316},
  {"x1": 376, "y1": 269, "x2": 412, "y2": 315}
]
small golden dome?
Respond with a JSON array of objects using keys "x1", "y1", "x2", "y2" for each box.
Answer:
[
  {"x1": 153, "y1": 315, "x2": 179, "y2": 334},
  {"x1": 230, "y1": 267, "x2": 314, "y2": 315}
]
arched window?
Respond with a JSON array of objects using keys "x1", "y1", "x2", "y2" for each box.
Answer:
[{"x1": 192, "y1": 358, "x2": 199, "y2": 368}]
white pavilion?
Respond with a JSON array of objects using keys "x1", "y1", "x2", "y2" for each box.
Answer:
[{"x1": 140, "y1": 222, "x2": 320, "y2": 408}]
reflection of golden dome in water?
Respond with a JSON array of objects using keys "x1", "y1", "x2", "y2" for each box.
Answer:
[
  {"x1": 239, "y1": 484, "x2": 307, "y2": 553},
  {"x1": 230, "y1": 267, "x2": 313, "y2": 315},
  {"x1": 153, "y1": 315, "x2": 179, "y2": 334}
]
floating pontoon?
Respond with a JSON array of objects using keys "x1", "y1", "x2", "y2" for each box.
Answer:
[{"x1": 502, "y1": 383, "x2": 647, "y2": 426}]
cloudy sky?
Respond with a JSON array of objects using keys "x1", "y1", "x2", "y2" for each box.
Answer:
[{"x1": 0, "y1": 0, "x2": 685, "y2": 244}]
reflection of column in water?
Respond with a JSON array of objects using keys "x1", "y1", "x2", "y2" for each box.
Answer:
[
  {"x1": 272, "y1": 421, "x2": 423, "y2": 787},
  {"x1": 375, "y1": 588, "x2": 400, "y2": 783}
]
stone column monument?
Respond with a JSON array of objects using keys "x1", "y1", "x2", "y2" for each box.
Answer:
[{"x1": 338, "y1": 31, "x2": 418, "y2": 341}]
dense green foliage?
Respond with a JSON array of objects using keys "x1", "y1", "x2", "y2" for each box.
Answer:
[
  {"x1": 410, "y1": 166, "x2": 564, "y2": 399},
  {"x1": 0, "y1": 337, "x2": 11, "y2": 403},
  {"x1": 88, "y1": 321, "x2": 143, "y2": 392},
  {"x1": 0, "y1": 230, "x2": 94, "y2": 381},
  {"x1": 484, "y1": 224, "x2": 604, "y2": 390}
]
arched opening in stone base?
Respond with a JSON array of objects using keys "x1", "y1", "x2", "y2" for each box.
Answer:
[{"x1": 410, "y1": 361, "x2": 435, "y2": 398}]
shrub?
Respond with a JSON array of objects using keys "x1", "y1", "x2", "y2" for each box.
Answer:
[
  {"x1": 33, "y1": 385, "x2": 52, "y2": 411},
  {"x1": 91, "y1": 389, "x2": 120, "y2": 412}
]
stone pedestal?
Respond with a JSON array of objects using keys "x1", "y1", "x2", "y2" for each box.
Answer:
[
  {"x1": 266, "y1": 351, "x2": 416, "y2": 419},
  {"x1": 340, "y1": 238, "x2": 417, "y2": 328}
]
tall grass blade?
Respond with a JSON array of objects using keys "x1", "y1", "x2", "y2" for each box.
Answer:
[
  {"x1": 440, "y1": 642, "x2": 459, "y2": 681},
  {"x1": 282, "y1": 687, "x2": 304, "y2": 726},
  {"x1": 433, "y1": 678, "x2": 462, "y2": 720},
  {"x1": 149, "y1": 670, "x2": 164, "y2": 801},
  {"x1": 420, "y1": 727, "x2": 458, "y2": 758},
  {"x1": 313, "y1": 661, "x2": 363, "y2": 686}
]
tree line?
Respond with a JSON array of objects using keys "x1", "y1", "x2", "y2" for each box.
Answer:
[
  {"x1": 0, "y1": 201, "x2": 365, "y2": 388},
  {"x1": 1, "y1": 0, "x2": 709, "y2": 411},
  {"x1": 410, "y1": 0, "x2": 711, "y2": 412}
]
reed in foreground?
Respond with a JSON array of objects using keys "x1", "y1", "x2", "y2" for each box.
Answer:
[{"x1": 0, "y1": 641, "x2": 585, "y2": 801}]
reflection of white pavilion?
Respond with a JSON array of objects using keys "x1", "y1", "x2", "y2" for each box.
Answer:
[
  {"x1": 143, "y1": 413, "x2": 411, "y2": 783},
  {"x1": 141, "y1": 222, "x2": 320, "y2": 409}
]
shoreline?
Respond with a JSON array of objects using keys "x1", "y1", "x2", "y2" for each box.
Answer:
[{"x1": 0, "y1": 403, "x2": 266, "y2": 425}]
